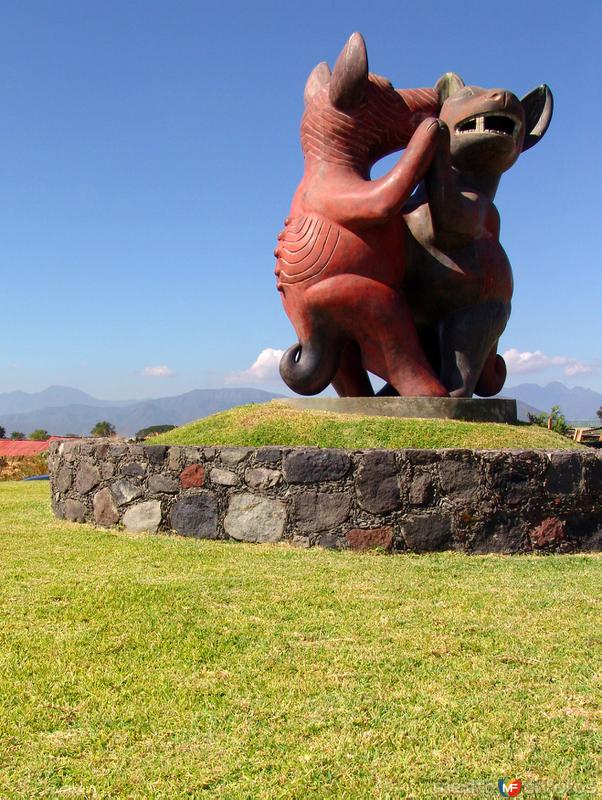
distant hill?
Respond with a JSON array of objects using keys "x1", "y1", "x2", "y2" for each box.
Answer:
[
  {"x1": 0, "y1": 387, "x2": 285, "y2": 437},
  {"x1": 0, "y1": 385, "x2": 133, "y2": 415},
  {"x1": 504, "y1": 382, "x2": 602, "y2": 422}
]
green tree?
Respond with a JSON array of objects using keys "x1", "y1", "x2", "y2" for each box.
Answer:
[
  {"x1": 597, "y1": 407, "x2": 602, "y2": 423},
  {"x1": 10, "y1": 431, "x2": 25, "y2": 440},
  {"x1": 135, "y1": 424, "x2": 176, "y2": 440},
  {"x1": 91, "y1": 421, "x2": 117, "y2": 437},
  {"x1": 29, "y1": 429, "x2": 50, "y2": 441},
  {"x1": 0, "y1": 426, "x2": 5, "y2": 439},
  {"x1": 528, "y1": 405, "x2": 569, "y2": 435}
]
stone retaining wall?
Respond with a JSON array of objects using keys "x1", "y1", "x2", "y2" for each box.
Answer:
[{"x1": 48, "y1": 441, "x2": 602, "y2": 553}]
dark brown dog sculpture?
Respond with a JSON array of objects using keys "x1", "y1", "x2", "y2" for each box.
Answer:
[
  {"x1": 400, "y1": 73, "x2": 553, "y2": 397},
  {"x1": 275, "y1": 33, "x2": 448, "y2": 397}
]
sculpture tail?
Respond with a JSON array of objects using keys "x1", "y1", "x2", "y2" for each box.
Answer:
[
  {"x1": 279, "y1": 334, "x2": 341, "y2": 396},
  {"x1": 475, "y1": 351, "x2": 507, "y2": 398}
]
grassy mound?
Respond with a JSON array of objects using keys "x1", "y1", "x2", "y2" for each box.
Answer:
[
  {"x1": 149, "y1": 400, "x2": 580, "y2": 450},
  {"x1": 0, "y1": 481, "x2": 599, "y2": 797}
]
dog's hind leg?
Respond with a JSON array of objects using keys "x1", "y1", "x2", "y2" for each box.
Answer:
[
  {"x1": 439, "y1": 302, "x2": 510, "y2": 397},
  {"x1": 332, "y1": 341, "x2": 374, "y2": 397}
]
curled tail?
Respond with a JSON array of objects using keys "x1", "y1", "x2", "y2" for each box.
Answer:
[
  {"x1": 279, "y1": 332, "x2": 342, "y2": 396},
  {"x1": 474, "y1": 350, "x2": 507, "y2": 397}
]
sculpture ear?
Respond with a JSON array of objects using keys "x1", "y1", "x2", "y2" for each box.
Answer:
[
  {"x1": 521, "y1": 84, "x2": 553, "y2": 151},
  {"x1": 329, "y1": 32, "x2": 368, "y2": 111},
  {"x1": 435, "y1": 72, "x2": 465, "y2": 103},
  {"x1": 304, "y1": 62, "x2": 331, "y2": 106}
]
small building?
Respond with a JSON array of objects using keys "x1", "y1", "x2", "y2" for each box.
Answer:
[{"x1": 0, "y1": 437, "x2": 71, "y2": 458}]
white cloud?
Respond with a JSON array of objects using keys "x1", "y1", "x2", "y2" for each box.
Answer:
[
  {"x1": 142, "y1": 365, "x2": 174, "y2": 377},
  {"x1": 503, "y1": 348, "x2": 593, "y2": 377},
  {"x1": 226, "y1": 348, "x2": 284, "y2": 386},
  {"x1": 564, "y1": 362, "x2": 594, "y2": 377}
]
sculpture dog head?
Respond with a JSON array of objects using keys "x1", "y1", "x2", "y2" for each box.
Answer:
[
  {"x1": 435, "y1": 72, "x2": 553, "y2": 175},
  {"x1": 302, "y1": 32, "x2": 439, "y2": 174}
]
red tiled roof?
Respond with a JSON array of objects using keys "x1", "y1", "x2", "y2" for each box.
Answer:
[{"x1": 0, "y1": 436, "x2": 74, "y2": 457}]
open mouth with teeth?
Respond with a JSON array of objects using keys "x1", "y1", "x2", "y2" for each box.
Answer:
[{"x1": 455, "y1": 113, "x2": 520, "y2": 140}]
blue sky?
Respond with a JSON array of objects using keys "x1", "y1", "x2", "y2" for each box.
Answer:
[{"x1": 1, "y1": 0, "x2": 600, "y2": 399}]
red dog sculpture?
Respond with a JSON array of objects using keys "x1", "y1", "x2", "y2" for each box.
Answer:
[{"x1": 275, "y1": 33, "x2": 448, "y2": 397}]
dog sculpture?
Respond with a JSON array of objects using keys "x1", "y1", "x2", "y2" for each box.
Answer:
[
  {"x1": 275, "y1": 32, "x2": 449, "y2": 397},
  {"x1": 399, "y1": 73, "x2": 553, "y2": 397}
]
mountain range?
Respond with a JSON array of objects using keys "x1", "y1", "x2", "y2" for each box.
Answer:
[
  {"x1": 503, "y1": 382, "x2": 602, "y2": 422},
  {"x1": 0, "y1": 386, "x2": 285, "y2": 437},
  {"x1": 0, "y1": 381, "x2": 600, "y2": 437}
]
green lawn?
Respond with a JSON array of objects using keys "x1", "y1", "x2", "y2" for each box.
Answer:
[
  {"x1": 149, "y1": 401, "x2": 581, "y2": 450},
  {"x1": 0, "y1": 482, "x2": 599, "y2": 799}
]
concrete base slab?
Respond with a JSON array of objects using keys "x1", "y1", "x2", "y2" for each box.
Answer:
[{"x1": 281, "y1": 396, "x2": 518, "y2": 423}]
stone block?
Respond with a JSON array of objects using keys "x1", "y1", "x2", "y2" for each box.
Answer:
[
  {"x1": 438, "y1": 458, "x2": 480, "y2": 499},
  {"x1": 168, "y1": 448, "x2": 183, "y2": 471},
  {"x1": 255, "y1": 447, "x2": 282, "y2": 464},
  {"x1": 346, "y1": 527, "x2": 394, "y2": 552},
  {"x1": 470, "y1": 519, "x2": 525, "y2": 554},
  {"x1": 121, "y1": 462, "x2": 146, "y2": 478},
  {"x1": 355, "y1": 451, "x2": 400, "y2": 513},
  {"x1": 100, "y1": 461, "x2": 115, "y2": 480},
  {"x1": 404, "y1": 449, "x2": 441, "y2": 467},
  {"x1": 317, "y1": 532, "x2": 340, "y2": 549},
  {"x1": 75, "y1": 462, "x2": 100, "y2": 494},
  {"x1": 93, "y1": 487, "x2": 119, "y2": 526},
  {"x1": 224, "y1": 494, "x2": 286, "y2": 542},
  {"x1": 179, "y1": 464, "x2": 206, "y2": 489},
  {"x1": 107, "y1": 445, "x2": 127, "y2": 458},
  {"x1": 545, "y1": 453, "x2": 582, "y2": 494},
  {"x1": 245, "y1": 467, "x2": 281, "y2": 490},
  {"x1": 111, "y1": 479, "x2": 143, "y2": 506},
  {"x1": 143, "y1": 445, "x2": 168, "y2": 465},
  {"x1": 170, "y1": 493, "x2": 218, "y2": 539},
  {"x1": 530, "y1": 517, "x2": 566, "y2": 548},
  {"x1": 408, "y1": 470, "x2": 434, "y2": 506},
  {"x1": 123, "y1": 501, "x2": 162, "y2": 533},
  {"x1": 292, "y1": 491, "x2": 351, "y2": 534},
  {"x1": 210, "y1": 468, "x2": 240, "y2": 487},
  {"x1": 587, "y1": 455, "x2": 602, "y2": 496},
  {"x1": 148, "y1": 474, "x2": 179, "y2": 494},
  {"x1": 283, "y1": 449, "x2": 351, "y2": 483},
  {"x1": 55, "y1": 466, "x2": 73, "y2": 493},
  {"x1": 401, "y1": 513, "x2": 451, "y2": 552},
  {"x1": 577, "y1": 526, "x2": 602, "y2": 552},
  {"x1": 184, "y1": 447, "x2": 203, "y2": 463},
  {"x1": 487, "y1": 453, "x2": 536, "y2": 506},
  {"x1": 64, "y1": 499, "x2": 86, "y2": 523},
  {"x1": 220, "y1": 448, "x2": 251, "y2": 466}
]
